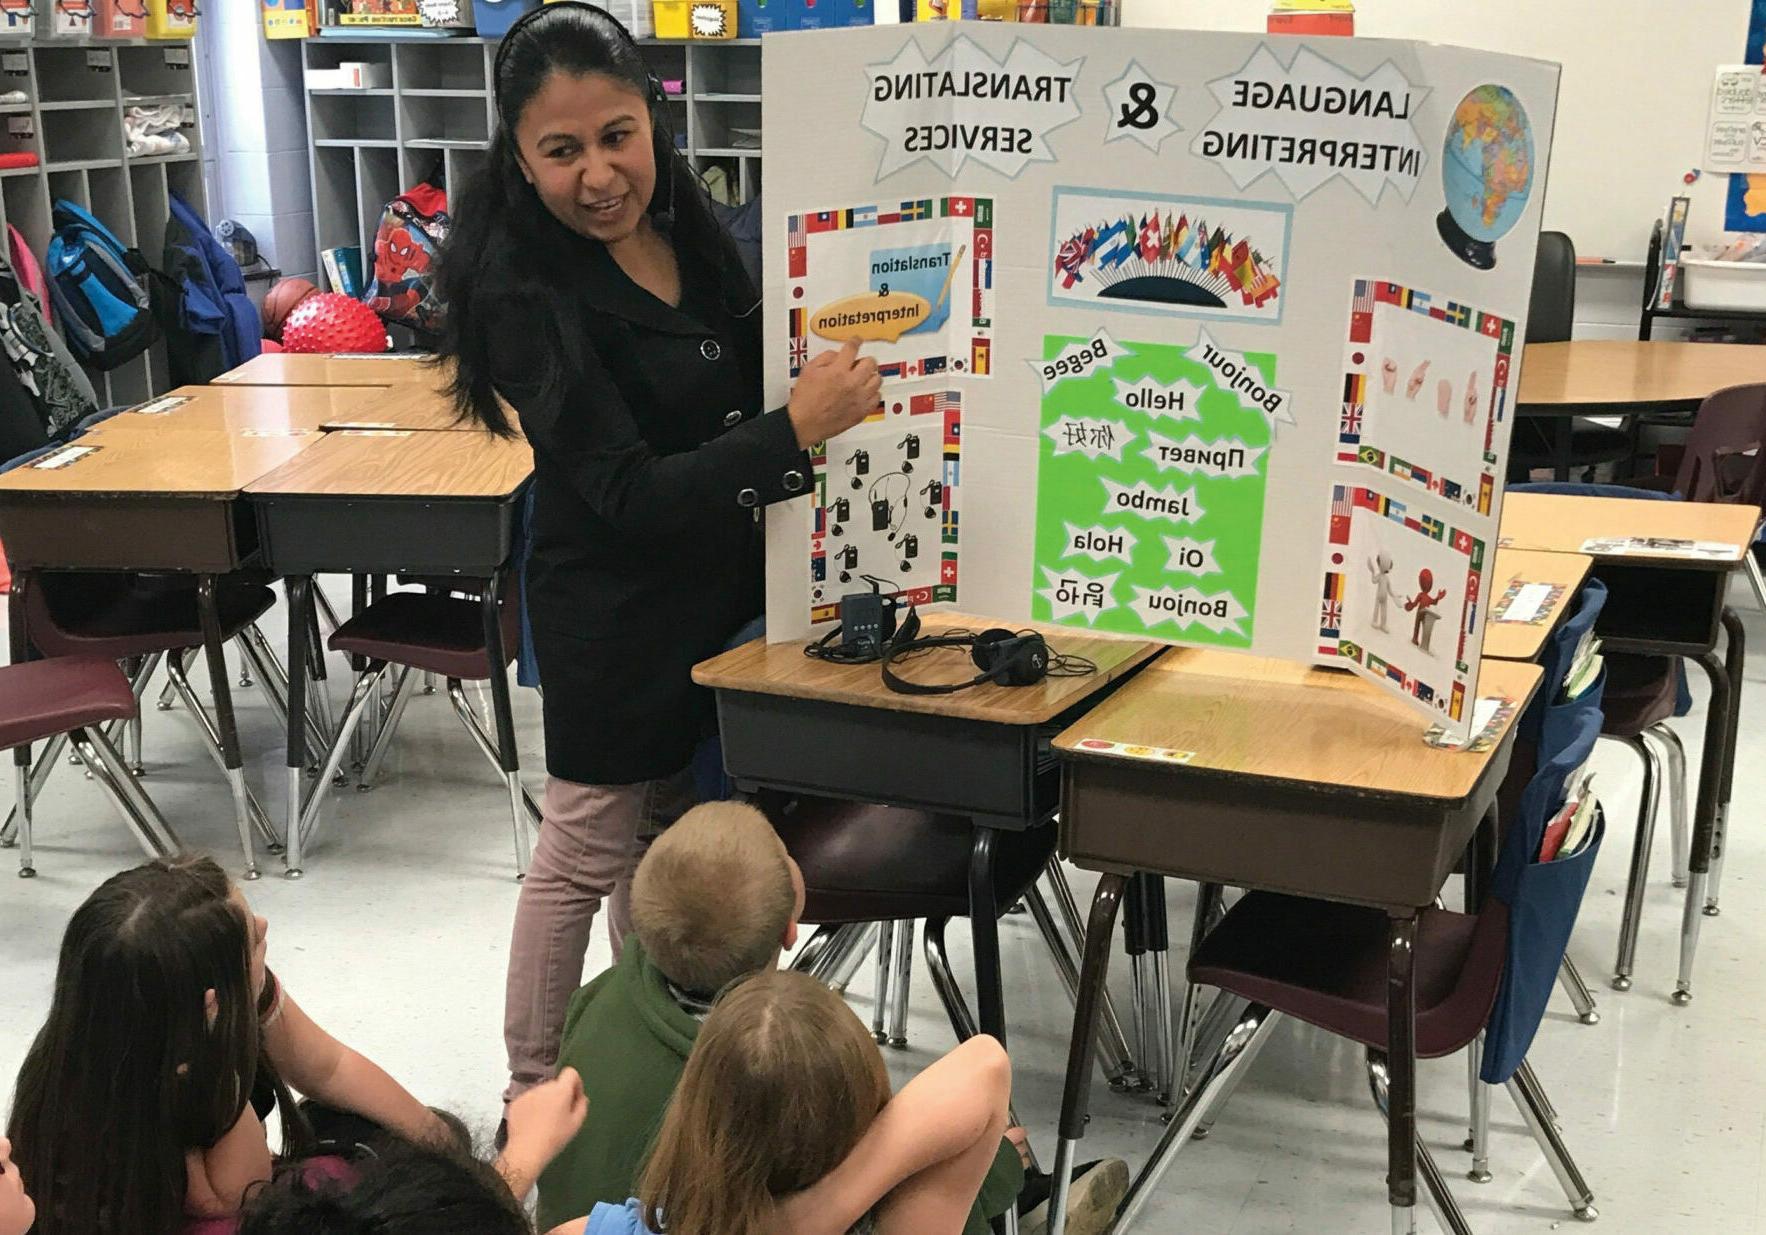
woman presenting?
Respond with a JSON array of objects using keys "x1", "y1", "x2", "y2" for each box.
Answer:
[{"x1": 436, "y1": 2, "x2": 879, "y2": 1104}]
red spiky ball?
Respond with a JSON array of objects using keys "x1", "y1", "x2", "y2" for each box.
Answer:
[{"x1": 281, "y1": 293, "x2": 387, "y2": 354}]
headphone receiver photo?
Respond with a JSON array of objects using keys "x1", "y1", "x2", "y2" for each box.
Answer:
[{"x1": 881, "y1": 628, "x2": 1095, "y2": 696}]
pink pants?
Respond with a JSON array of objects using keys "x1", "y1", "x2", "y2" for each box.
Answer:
[{"x1": 503, "y1": 771, "x2": 697, "y2": 1100}]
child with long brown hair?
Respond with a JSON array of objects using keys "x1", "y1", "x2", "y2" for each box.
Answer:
[
  {"x1": 556, "y1": 968, "x2": 1012, "y2": 1235},
  {"x1": 6, "y1": 854, "x2": 456, "y2": 1235}
]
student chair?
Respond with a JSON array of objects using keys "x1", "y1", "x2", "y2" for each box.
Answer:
[
  {"x1": 1508, "y1": 232, "x2": 1633, "y2": 481},
  {"x1": 1054, "y1": 708, "x2": 1605, "y2": 1235},
  {"x1": 768, "y1": 794, "x2": 1137, "y2": 1091},
  {"x1": 289, "y1": 571, "x2": 538, "y2": 879},
  {"x1": 3, "y1": 655, "x2": 181, "y2": 875}
]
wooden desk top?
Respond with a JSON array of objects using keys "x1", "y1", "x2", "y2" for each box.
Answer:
[
  {"x1": 87, "y1": 385, "x2": 386, "y2": 437},
  {"x1": 1054, "y1": 652, "x2": 1541, "y2": 802},
  {"x1": 1481, "y1": 548, "x2": 1591, "y2": 662},
  {"x1": 212, "y1": 352, "x2": 450, "y2": 390},
  {"x1": 317, "y1": 382, "x2": 484, "y2": 432},
  {"x1": 0, "y1": 431, "x2": 316, "y2": 499},
  {"x1": 1518, "y1": 340, "x2": 1766, "y2": 411},
  {"x1": 1500, "y1": 491, "x2": 1759, "y2": 566},
  {"x1": 245, "y1": 428, "x2": 532, "y2": 499},
  {"x1": 692, "y1": 615, "x2": 1163, "y2": 724}
]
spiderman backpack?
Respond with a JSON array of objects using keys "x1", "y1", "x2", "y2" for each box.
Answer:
[{"x1": 364, "y1": 179, "x2": 450, "y2": 340}]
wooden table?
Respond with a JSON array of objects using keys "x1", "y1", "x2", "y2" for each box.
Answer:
[
  {"x1": 0, "y1": 429, "x2": 318, "y2": 878},
  {"x1": 1045, "y1": 652, "x2": 1540, "y2": 1233},
  {"x1": 694, "y1": 616, "x2": 1161, "y2": 1044},
  {"x1": 1500, "y1": 491, "x2": 1756, "y2": 1001},
  {"x1": 87, "y1": 385, "x2": 387, "y2": 438},
  {"x1": 1515, "y1": 340, "x2": 1766, "y2": 480},
  {"x1": 1482, "y1": 548, "x2": 1591, "y2": 662},
  {"x1": 212, "y1": 351, "x2": 449, "y2": 389},
  {"x1": 314, "y1": 382, "x2": 483, "y2": 432},
  {"x1": 246, "y1": 429, "x2": 534, "y2": 876}
]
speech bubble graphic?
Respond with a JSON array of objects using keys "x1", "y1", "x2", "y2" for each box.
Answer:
[
  {"x1": 1038, "y1": 565, "x2": 1120, "y2": 624},
  {"x1": 1133, "y1": 584, "x2": 1248, "y2": 636},
  {"x1": 1062, "y1": 522, "x2": 1137, "y2": 564},
  {"x1": 1100, "y1": 478, "x2": 1203, "y2": 525},
  {"x1": 810, "y1": 291, "x2": 932, "y2": 344},
  {"x1": 864, "y1": 35, "x2": 1084, "y2": 181},
  {"x1": 1162, "y1": 535, "x2": 1222, "y2": 578},
  {"x1": 1043, "y1": 416, "x2": 1131, "y2": 461},
  {"x1": 689, "y1": 0, "x2": 732, "y2": 36},
  {"x1": 1032, "y1": 329, "x2": 1124, "y2": 395},
  {"x1": 1111, "y1": 374, "x2": 1204, "y2": 421},
  {"x1": 1144, "y1": 431, "x2": 1266, "y2": 479},
  {"x1": 1192, "y1": 44, "x2": 1429, "y2": 204},
  {"x1": 1187, "y1": 328, "x2": 1292, "y2": 426}
]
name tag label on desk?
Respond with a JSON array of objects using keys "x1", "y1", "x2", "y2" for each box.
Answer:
[
  {"x1": 1072, "y1": 739, "x2": 1195, "y2": 764},
  {"x1": 331, "y1": 353, "x2": 416, "y2": 361},
  {"x1": 1580, "y1": 536, "x2": 1739, "y2": 559},
  {"x1": 30, "y1": 445, "x2": 100, "y2": 470},
  {"x1": 130, "y1": 394, "x2": 192, "y2": 415},
  {"x1": 336, "y1": 429, "x2": 412, "y2": 438},
  {"x1": 1492, "y1": 579, "x2": 1561, "y2": 625},
  {"x1": 1424, "y1": 695, "x2": 1515, "y2": 752},
  {"x1": 241, "y1": 428, "x2": 309, "y2": 438},
  {"x1": 327, "y1": 421, "x2": 396, "y2": 429}
]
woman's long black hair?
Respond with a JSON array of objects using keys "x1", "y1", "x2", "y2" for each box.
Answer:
[
  {"x1": 435, "y1": 1, "x2": 739, "y2": 438},
  {"x1": 6, "y1": 855, "x2": 308, "y2": 1235}
]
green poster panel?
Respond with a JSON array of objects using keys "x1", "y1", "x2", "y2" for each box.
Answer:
[{"x1": 1030, "y1": 334, "x2": 1275, "y2": 646}]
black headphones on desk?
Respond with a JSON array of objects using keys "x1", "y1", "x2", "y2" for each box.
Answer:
[{"x1": 881, "y1": 628, "x2": 1095, "y2": 696}]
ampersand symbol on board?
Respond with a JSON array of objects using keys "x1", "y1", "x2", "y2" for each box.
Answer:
[{"x1": 1117, "y1": 82, "x2": 1158, "y2": 130}]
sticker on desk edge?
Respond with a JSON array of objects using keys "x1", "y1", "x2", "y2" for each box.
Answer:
[
  {"x1": 1071, "y1": 738, "x2": 1196, "y2": 764},
  {"x1": 1579, "y1": 536, "x2": 1740, "y2": 560},
  {"x1": 240, "y1": 428, "x2": 313, "y2": 438},
  {"x1": 332, "y1": 352, "x2": 418, "y2": 361},
  {"x1": 335, "y1": 429, "x2": 413, "y2": 437},
  {"x1": 1423, "y1": 695, "x2": 1516, "y2": 752},
  {"x1": 129, "y1": 394, "x2": 192, "y2": 416},
  {"x1": 1491, "y1": 578, "x2": 1563, "y2": 625},
  {"x1": 29, "y1": 444, "x2": 100, "y2": 470},
  {"x1": 326, "y1": 421, "x2": 397, "y2": 429}
]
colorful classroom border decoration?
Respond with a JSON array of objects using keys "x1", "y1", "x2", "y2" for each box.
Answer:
[
  {"x1": 1318, "y1": 483, "x2": 1486, "y2": 722},
  {"x1": 1339, "y1": 278, "x2": 1515, "y2": 516}
]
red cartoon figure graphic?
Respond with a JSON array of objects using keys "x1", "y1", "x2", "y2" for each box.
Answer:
[
  {"x1": 364, "y1": 183, "x2": 450, "y2": 335},
  {"x1": 1403, "y1": 567, "x2": 1448, "y2": 653},
  {"x1": 370, "y1": 224, "x2": 430, "y2": 322}
]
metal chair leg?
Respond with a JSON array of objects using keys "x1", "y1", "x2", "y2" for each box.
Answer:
[
  {"x1": 872, "y1": 919, "x2": 896, "y2": 1043},
  {"x1": 1611, "y1": 732, "x2": 1661, "y2": 991},
  {"x1": 887, "y1": 919, "x2": 914, "y2": 1048},
  {"x1": 1558, "y1": 956, "x2": 1601, "y2": 1025},
  {"x1": 797, "y1": 922, "x2": 875, "y2": 987},
  {"x1": 1652, "y1": 722, "x2": 1690, "y2": 889},
  {"x1": 357, "y1": 665, "x2": 417, "y2": 790},
  {"x1": 296, "y1": 665, "x2": 391, "y2": 858},
  {"x1": 1097, "y1": 1004, "x2": 1280, "y2": 1235},
  {"x1": 14, "y1": 748, "x2": 33, "y2": 877},
  {"x1": 826, "y1": 921, "x2": 879, "y2": 994},
  {"x1": 1508, "y1": 1061, "x2": 1599, "y2": 1221},
  {"x1": 163, "y1": 651, "x2": 282, "y2": 864},
  {"x1": 1464, "y1": 1035, "x2": 1491, "y2": 1182},
  {"x1": 1746, "y1": 548, "x2": 1766, "y2": 611},
  {"x1": 445, "y1": 677, "x2": 540, "y2": 876},
  {"x1": 788, "y1": 923, "x2": 846, "y2": 977},
  {"x1": 72, "y1": 728, "x2": 182, "y2": 860},
  {"x1": 923, "y1": 916, "x2": 981, "y2": 1041},
  {"x1": 156, "y1": 678, "x2": 176, "y2": 711},
  {"x1": 1025, "y1": 877, "x2": 1134, "y2": 1087},
  {"x1": 1366, "y1": 1051, "x2": 1474, "y2": 1235}
]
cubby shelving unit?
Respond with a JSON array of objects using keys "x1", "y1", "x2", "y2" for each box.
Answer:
[
  {"x1": 303, "y1": 35, "x2": 762, "y2": 291},
  {"x1": 0, "y1": 38, "x2": 207, "y2": 406}
]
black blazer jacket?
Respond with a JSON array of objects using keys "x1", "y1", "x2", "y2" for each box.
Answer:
[{"x1": 486, "y1": 212, "x2": 809, "y2": 785}]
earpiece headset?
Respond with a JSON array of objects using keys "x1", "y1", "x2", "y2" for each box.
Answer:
[
  {"x1": 492, "y1": 1, "x2": 678, "y2": 231},
  {"x1": 881, "y1": 628, "x2": 1097, "y2": 696}
]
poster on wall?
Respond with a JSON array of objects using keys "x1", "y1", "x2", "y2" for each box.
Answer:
[
  {"x1": 1704, "y1": 65, "x2": 1766, "y2": 173},
  {"x1": 763, "y1": 25, "x2": 1559, "y2": 737}
]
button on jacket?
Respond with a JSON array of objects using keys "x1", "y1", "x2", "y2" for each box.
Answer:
[{"x1": 484, "y1": 217, "x2": 810, "y2": 785}]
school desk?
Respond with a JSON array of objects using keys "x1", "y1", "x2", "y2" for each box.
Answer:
[
  {"x1": 212, "y1": 351, "x2": 449, "y2": 389},
  {"x1": 1482, "y1": 548, "x2": 1592, "y2": 662},
  {"x1": 88, "y1": 385, "x2": 388, "y2": 437},
  {"x1": 1515, "y1": 340, "x2": 1766, "y2": 479},
  {"x1": 1044, "y1": 651, "x2": 1541, "y2": 1233},
  {"x1": 1500, "y1": 491, "x2": 1759, "y2": 1002},
  {"x1": 315, "y1": 382, "x2": 490, "y2": 432},
  {"x1": 0, "y1": 429, "x2": 318, "y2": 874},
  {"x1": 245, "y1": 429, "x2": 534, "y2": 876},
  {"x1": 691, "y1": 619, "x2": 1161, "y2": 1046}
]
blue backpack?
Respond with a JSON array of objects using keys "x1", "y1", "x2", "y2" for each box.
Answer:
[
  {"x1": 162, "y1": 191, "x2": 261, "y2": 380},
  {"x1": 46, "y1": 199, "x2": 157, "y2": 370}
]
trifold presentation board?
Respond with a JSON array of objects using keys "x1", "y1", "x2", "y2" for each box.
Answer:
[{"x1": 763, "y1": 24, "x2": 1559, "y2": 738}]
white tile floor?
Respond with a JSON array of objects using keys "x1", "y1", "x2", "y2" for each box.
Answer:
[{"x1": 3, "y1": 580, "x2": 1764, "y2": 1232}]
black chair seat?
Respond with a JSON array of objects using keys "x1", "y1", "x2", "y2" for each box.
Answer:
[
  {"x1": 0, "y1": 657, "x2": 138, "y2": 751},
  {"x1": 1189, "y1": 891, "x2": 1507, "y2": 1059},
  {"x1": 328, "y1": 591, "x2": 515, "y2": 681},
  {"x1": 24, "y1": 573, "x2": 276, "y2": 660},
  {"x1": 767, "y1": 794, "x2": 1054, "y2": 923},
  {"x1": 1600, "y1": 653, "x2": 1678, "y2": 739}
]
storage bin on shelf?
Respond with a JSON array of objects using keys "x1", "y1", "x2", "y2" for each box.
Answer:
[
  {"x1": 1680, "y1": 259, "x2": 1766, "y2": 313},
  {"x1": 146, "y1": 0, "x2": 199, "y2": 38},
  {"x1": 653, "y1": 0, "x2": 737, "y2": 38},
  {"x1": 475, "y1": 0, "x2": 542, "y2": 36}
]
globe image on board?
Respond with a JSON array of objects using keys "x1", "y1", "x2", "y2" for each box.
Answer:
[{"x1": 1437, "y1": 84, "x2": 1535, "y2": 270}]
